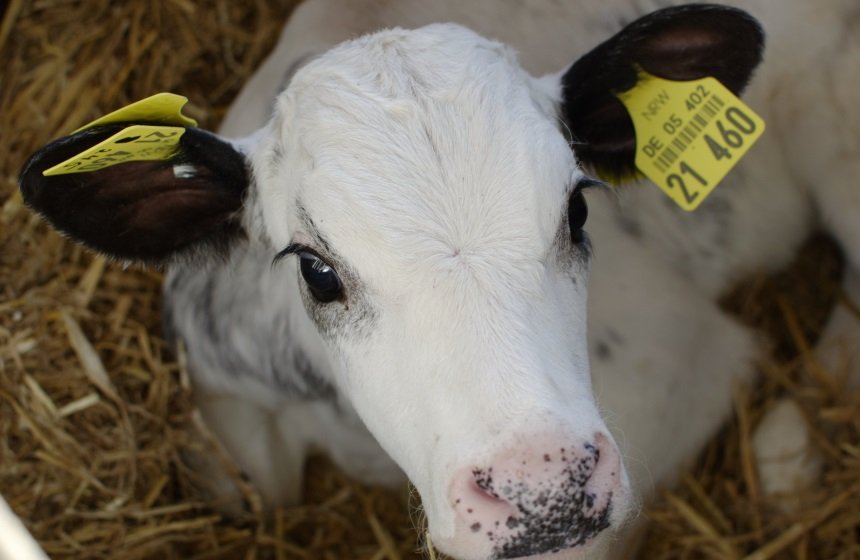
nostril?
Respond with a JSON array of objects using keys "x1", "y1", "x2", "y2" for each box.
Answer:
[
  {"x1": 472, "y1": 469, "x2": 499, "y2": 500},
  {"x1": 463, "y1": 468, "x2": 519, "y2": 516},
  {"x1": 449, "y1": 467, "x2": 522, "y2": 542},
  {"x1": 585, "y1": 433, "x2": 622, "y2": 500},
  {"x1": 472, "y1": 469, "x2": 503, "y2": 501},
  {"x1": 445, "y1": 434, "x2": 626, "y2": 559}
]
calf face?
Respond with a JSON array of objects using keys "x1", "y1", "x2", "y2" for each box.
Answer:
[
  {"x1": 258, "y1": 26, "x2": 620, "y2": 557},
  {"x1": 20, "y1": 5, "x2": 763, "y2": 559}
]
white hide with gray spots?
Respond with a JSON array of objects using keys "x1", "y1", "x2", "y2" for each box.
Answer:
[{"x1": 19, "y1": 1, "x2": 859, "y2": 559}]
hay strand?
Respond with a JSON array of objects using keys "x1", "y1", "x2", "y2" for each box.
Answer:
[
  {"x1": 742, "y1": 485, "x2": 860, "y2": 560},
  {"x1": 61, "y1": 312, "x2": 120, "y2": 402}
]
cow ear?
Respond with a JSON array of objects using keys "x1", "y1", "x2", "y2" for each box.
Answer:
[
  {"x1": 19, "y1": 124, "x2": 250, "y2": 264},
  {"x1": 559, "y1": 4, "x2": 764, "y2": 179}
]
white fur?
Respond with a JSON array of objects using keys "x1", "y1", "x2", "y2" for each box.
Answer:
[
  {"x1": 165, "y1": 2, "x2": 860, "y2": 559},
  {"x1": 251, "y1": 26, "x2": 621, "y2": 543}
]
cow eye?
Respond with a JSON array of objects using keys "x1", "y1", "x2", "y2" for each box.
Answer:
[
  {"x1": 568, "y1": 188, "x2": 588, "y2": 244},
  {"x1": 299, "y1": 252, "x2": 343, "y2": 303}
]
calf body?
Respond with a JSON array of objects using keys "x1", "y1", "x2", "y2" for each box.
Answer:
[{"x1": 19, "y1": 1, "x2": 860, "y2": 558}]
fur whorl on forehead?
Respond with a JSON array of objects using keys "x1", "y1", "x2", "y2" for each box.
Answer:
[{"x1": 258, "y1": 23, "x2": 579, "y2": 283}]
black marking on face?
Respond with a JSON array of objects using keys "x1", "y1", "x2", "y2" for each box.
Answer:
[
  {"x1": 298, "y1": 258, "x2": 377, "y2": 342},
  {"x1": 594, "y1": 340, "x2": 612, "y2": 361},
  {"x1": 553, "y1": 179, "x2": 605, "y2": 273},
  {"x1": 296, "y1": 204, "x2": 334, "y2": 256},
  {"x1": 288, "y1": 348, "x2": 337, "y2": 400},
  {"x1": 163, "y1": 256, "x2": 342, "y2": 403},
  {"x1": 267, "y1": 139, "x2": 285, "y2": 176},
  {"x1": 553, "y1": 207, "x2": 592, "y2": 274},
  {"x1": 277, "y1": 202, "x2": 378, "y2": 341},
  {"x1": 471, "y1": 443, "x2": 612, "y2": 559}
]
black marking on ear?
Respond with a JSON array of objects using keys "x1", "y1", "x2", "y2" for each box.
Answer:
[
  {"x1": 560, "y1": 4, "x2": 765, "y2": 179},
  {"x1": 19, "y1": 123, "x2": 250, "y2": 264}
]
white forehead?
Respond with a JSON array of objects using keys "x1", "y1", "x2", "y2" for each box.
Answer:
[{"x1": 260, "y1": 23, "x2": 581, "y2": 287}]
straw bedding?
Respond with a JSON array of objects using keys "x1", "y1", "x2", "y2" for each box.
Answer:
[{"x1": 1, "y1": 2, "x2": 857, "y2": 559}]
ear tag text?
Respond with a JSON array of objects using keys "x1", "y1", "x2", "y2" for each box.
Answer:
[
  {"x1": 42, "y1": 125, "x2": 186, "y2": 176},
  {"x1": 615, "y1": 71, "x2": 765, "y2": 211},
  {"x1": 43, "y1": 93, "x2": 197, "y2": 177}
]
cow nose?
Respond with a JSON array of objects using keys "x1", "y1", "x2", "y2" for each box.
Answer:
[{"x1": 446, "y1": 433, "x2": 624, "y2": 559}]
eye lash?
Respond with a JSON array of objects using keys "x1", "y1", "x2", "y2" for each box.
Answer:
[
  {"x1": 271, "y1": 243, "x2": 307, "y2": 267},
  {"x1": 575, "y1": 176, "x2": 607, "y2": 193}
]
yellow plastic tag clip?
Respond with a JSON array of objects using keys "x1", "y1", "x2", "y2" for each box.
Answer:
[
  {"x1": 615, "y1": 71, "x2": 765, "y2": 211},
  {"x1": 43, "y1": 93, "x2": 197, "y2": 177},
  {"x1": 73, "y1": 92, "x2": 197, "y2": 132},
  {"x1": 43, "y1": 125, "x2": 187, "y2": 176}
]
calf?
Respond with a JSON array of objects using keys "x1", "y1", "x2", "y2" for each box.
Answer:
[{"x1": 19, "y1": 1, "x2": 860, "y2": 558}]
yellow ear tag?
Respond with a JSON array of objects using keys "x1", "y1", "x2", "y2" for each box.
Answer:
[
  {"x1": 43, "y1": 125, "x2": 187, "y2": 176},
  {"x1": 615, "y1": 71, "x2": 765, "y2": 211},
  {"x1": 73, "y1": 92, "x2": 198, "y2": 132},
  {"x1": 43, "y1": 93, "x2": 198, "y2": 177}
]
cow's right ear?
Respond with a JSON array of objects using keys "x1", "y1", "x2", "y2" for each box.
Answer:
[
  {"x1": 19, "y1": 124, "x2": 249, "y2": 264},
  {"x1": 558, "y1": 4, "x2": 764, "y2": 180}
]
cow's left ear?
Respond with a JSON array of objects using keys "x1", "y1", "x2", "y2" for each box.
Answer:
[
  {"x1": 559, "y1": 4, "x2": 765, "y2": 178},
  {"x1": 19, "y1": 124, "x2": 250, "y2": 264}
]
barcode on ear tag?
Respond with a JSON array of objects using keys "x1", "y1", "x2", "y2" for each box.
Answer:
[
  {"x1": 615, "y1": 71, "x2": 765, "y2": 211},
  {"x1": 42, "y1": 125, "x2": 186, "y2": 176}
]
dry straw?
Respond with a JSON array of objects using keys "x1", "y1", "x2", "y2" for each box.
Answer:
[{"x1": 1, "y1": 2, "x2": 857, "y2": 559}]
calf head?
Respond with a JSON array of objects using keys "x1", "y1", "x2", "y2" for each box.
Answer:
[{"x1": 20, "y1": 5, "x2": 763, "y2": 559}]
